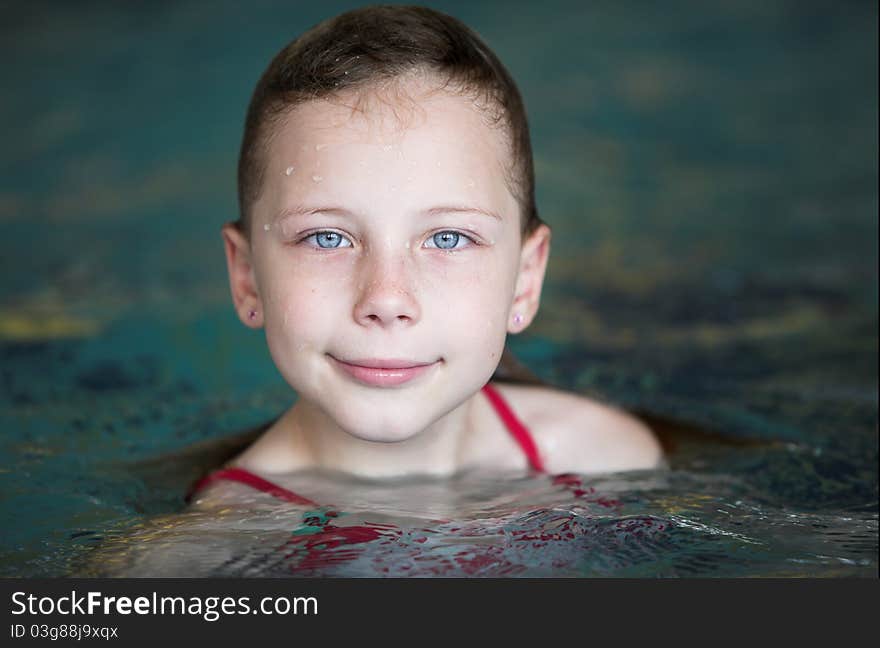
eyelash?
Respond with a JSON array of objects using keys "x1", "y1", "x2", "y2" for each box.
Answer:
[{"x1": 297, "y1": 229, "x2": 479, "y2": 251}]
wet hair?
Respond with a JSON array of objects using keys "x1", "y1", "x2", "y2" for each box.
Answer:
[{"x1": 236, "y1": 4, "x2": 542, "y2": 238}]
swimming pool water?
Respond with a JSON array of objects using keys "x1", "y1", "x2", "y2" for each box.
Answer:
[
  {"x1": 66, "y1": 434, "x2": 878, "y2": 577},
  {"x1": 1, "y1": 0, "x2": 876, "y2": 577}
]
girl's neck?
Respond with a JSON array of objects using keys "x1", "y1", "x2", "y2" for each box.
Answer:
[{"x1": 286, "y1": 392, "x2": 487, "y2": 478}]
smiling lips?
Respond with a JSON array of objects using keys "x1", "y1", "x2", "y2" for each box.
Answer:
[{"x1": 330, "y1": 356, "x2": 438, "y2": 387}]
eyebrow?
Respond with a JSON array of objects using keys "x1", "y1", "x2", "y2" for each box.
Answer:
[
  {"x1": 273, "y1": 204, "x2": 503, "y2": 224},
  {"x1": 422, "y1": 205, "x2": 502, "y2": 221}
]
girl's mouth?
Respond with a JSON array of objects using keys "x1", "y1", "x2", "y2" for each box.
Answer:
[{"x1": 329, "y1": 356, "x2": 440, "y2": 387}]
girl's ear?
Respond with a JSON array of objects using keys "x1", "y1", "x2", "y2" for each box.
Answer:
[
  {"x1": 509, "y1": 224, "x2": 551, "y2": 333},
  {"x1": 221, "y1": 222, "x2": 264, "y2": 328}
]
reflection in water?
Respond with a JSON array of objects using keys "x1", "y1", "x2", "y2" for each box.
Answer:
[{"x1": 74, "y1": 434, "x2": 877, "y2": 577}]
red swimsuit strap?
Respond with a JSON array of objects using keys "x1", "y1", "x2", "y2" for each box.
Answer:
[
  {"x1": 186, "y1": 466, "x2": 316, "y2": 506},
  {"x1": 481, "y1": 383, "x2": 545, "y2": 473}
]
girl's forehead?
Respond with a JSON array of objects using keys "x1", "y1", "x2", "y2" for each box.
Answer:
[
  {"x1": 258, "y1": 83, "x2": 519, "y2": 221},
  {"x1": 272, "y1": 81, "x2": 509, "y2": 163}
]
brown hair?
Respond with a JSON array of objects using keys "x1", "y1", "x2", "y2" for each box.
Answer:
[{"x1": 236, "y1": 4, "x2": 542, "y2": 237}]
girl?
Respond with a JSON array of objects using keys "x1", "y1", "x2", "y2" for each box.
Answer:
[{"x1": 188, "y1": 5, "x2": 661, "y2": 509}]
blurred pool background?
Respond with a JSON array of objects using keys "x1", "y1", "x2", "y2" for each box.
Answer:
[{"x1": 0, "y1": 0, "x2": 876, "y2": 576}]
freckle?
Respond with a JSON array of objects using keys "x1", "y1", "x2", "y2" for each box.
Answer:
[
  {"x1": 285, "y1": 166, "x2": 295, "y2": 176},
  {"x1": 312, "y1": 175, "x2": 323, "y2": 183}
]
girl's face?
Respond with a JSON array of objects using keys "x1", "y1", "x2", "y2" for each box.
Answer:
[{"x1": 224, "y1": 77, "x2": 549, "y2": 443}]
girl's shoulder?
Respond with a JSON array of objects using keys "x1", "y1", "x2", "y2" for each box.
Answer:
[{"x1": 489, "y1": 382, "x2": 663, "y2": 474}]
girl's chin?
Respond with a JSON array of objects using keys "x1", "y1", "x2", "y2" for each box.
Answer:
[
  {"x1": 339, "y1": 421, "x2": 430, "y2": 444},
  {"x1": 347, "y1": 433, "x2": 418, "y2": 444}
]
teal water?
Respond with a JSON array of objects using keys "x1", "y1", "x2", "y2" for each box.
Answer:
[{"x1": 0, "y1": 0, "x2": 876, "y2": 576}]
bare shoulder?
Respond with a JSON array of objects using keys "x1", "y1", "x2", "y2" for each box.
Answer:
[{"x1": 491, "y1": 382, "x2": 663, "y2": 474}]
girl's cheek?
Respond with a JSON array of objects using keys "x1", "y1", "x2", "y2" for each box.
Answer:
[
  {"x1": 265, "y1": 253, "x2": 351, "y2": 297},
  {"x1": 424, "y1": 257, "x2": 510, "y2": 320},
  {"x1": 422, "y1": 250, "x2": 500, "y2": 287}
]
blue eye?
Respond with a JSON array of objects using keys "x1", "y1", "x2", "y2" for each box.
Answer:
[
  {"x1": 303, "y1": 231, "x2": 352, "y2": 249},
  {"x1": 426, "y1": 231, "x2": 471, "y2": 250}
]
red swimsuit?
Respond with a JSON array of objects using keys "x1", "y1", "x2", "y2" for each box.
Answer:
[
  {"x1": 183, "y1": 388, "x2": 635, "y2": 576},
  {"x1": 187, "y1": 383, "x2": 544, "y2": 504}
]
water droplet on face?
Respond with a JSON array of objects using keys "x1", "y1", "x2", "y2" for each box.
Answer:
[
  {"x1": 383, "y1": 144, "x2": 393, "y2": 151},
  {"x1": 312, "y1": 175, "x2": 323, "y2": 183},
  {"x1": 467, "y1": 179, "x2": 476, "y2": 188},
  {"x1": 315, "y1": 143, "x2": 327, "y2": 151},
  {"x1": 285, "y1": 166, "x2": 295, "y2": 176},
  {"x1": 263, "y1": 223, "x2": 271, "y2": 232}
]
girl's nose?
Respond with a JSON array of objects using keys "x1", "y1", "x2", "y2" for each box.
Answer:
[{"x1": 352, "y1": 252, "x2": 421, "y2": 328}]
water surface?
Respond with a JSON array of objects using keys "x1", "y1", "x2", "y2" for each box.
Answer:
[{"x1": 0, "y1": 0, "x2": 876, "y2": 577}]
